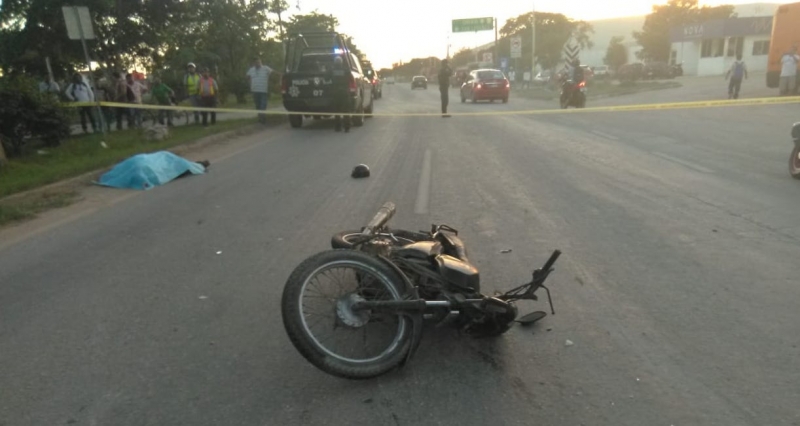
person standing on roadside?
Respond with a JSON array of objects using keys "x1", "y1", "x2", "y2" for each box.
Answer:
[
  {"x1": 725, "y1": 54, "x2": 748, "y2": 99},
  {"x1": 779, "y1": 46, "x2": 799, "y2": 96},
  {"x1": 65, "y1": 73, "x2": 97, "y2": 133},
  {"x1": 438, "y1": 59, "x2": 452, "y2": 117},
  {"x1": 112, "y1": 72, "x2": 132, "y2": 130},
  {"x1": 184, "y1": 62, "x2": 201, "y2": 124},
  {"x1": 125, "y1": 73, "x2": 147, "y2": 128},
  {"x1": 151, "y1": 76, "x2": 175, "y2": 126},
  {"x1": 197, "y1": 67, "x2": 219, "y2": 126},
  {"x1": 246, "y1": 57, "x2": 274, "y2": 124}
]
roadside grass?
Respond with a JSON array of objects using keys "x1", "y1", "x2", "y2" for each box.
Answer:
[
  {"x1": 0, "y1": 191, "x2": 79, "y2": 225},
  {"x1": 0, "y1": 112, "x2": 288, "y2": 228}
]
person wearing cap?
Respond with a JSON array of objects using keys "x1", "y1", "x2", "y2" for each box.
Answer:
[{"x1": 184, "y1": 62, "x2": 201, "y2": 124}]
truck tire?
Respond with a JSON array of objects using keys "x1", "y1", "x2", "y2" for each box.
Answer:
[{"x1": 289, "y1": 114, "x2": 302, "y2": 128}]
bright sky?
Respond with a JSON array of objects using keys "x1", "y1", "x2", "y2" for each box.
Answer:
[{"x1": 287, "y1": 0, "x2": 792, "y2": 69}]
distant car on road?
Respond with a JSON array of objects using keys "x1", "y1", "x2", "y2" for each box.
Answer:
[
  {"x1": 460, "y1": 68, "x2": 510, "y2": 103},
  {"x1": 591, "y1": 65, "x2": 611, "y2": 79},
  {"x1": 533, "y1": 70, "x2": 552, "y2": 86},
  {"x1": 363, "y1": 66, "x2": 383, "y2": 99},
  {"x1": 411, "y1": 76, "x2": 427, "y2": 90},
  {"x1": 384, "y1": 75, "x2": 396, "y2": 84}
]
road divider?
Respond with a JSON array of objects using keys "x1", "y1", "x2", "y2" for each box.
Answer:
[{"x1": 67, "y1": 96, "x2": 800, "y2": 117}]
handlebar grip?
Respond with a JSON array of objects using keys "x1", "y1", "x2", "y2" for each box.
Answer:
[
  {"x1": 541, "y1": 250, "x2": 561, "y2": 272},
  {"x1": 362, "y1": 202, "x2": 396, "y2": 235}
]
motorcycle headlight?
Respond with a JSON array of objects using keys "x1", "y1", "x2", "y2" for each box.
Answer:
[{"x1": 793, "y1": 122, "x2": 800, "y2": 139}]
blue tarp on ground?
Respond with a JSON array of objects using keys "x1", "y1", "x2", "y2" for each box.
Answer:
[{"x1": 97, "y1": 151, "x2": 207, "y2": 190}]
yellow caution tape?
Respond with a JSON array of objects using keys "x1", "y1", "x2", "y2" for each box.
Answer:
[{"x1": 66, "y1": 96, "x2": 800, "y2": 117}]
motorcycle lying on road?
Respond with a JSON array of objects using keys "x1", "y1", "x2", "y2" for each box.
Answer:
[
  {"x1": 559, "y1": 79, "x2": 587, "y2": 109},
  {"x1": 791, "y1": 122, "x2": 800, "y2": 179},
  {"x1": 281, "y1": 202, "x2": 562, "y2": 379}
]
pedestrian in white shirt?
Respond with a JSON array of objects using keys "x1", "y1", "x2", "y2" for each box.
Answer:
[
  {"x1": 65, "y1": 73, "x2": 96, "y2": 133},
  {"x1": 246, "y1": 57, "x2": 275, "y2": 123},
  {"x1": 779, "y1": 46, "x2": 799, "y2": 96}
]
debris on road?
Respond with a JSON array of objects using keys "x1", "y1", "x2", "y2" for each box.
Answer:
[
  {"x1": 500, "y1": 249, "x2": 513, "y2": 254},
  {"x1": 565, "y1": 339, "x2": 574, "y2": 347},
  {"x1": 351, "y1": 163, "x2": 370, "y2": 178}
]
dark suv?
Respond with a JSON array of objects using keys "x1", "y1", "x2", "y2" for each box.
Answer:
[{"x1": 411, "y1": 76, "x2": 427, "y2": 90}]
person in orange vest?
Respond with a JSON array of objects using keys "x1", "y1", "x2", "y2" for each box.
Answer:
[{"x1": 196, "y1": 67, "x2": 219, "y2": 126}]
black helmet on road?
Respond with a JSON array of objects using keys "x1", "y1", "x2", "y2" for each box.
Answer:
[{"x1": 351, "y1": 164, "x2": 370, "y2": 178}]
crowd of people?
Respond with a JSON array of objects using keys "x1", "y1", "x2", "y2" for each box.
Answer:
[{"x1": 37, "y1": 57, "x2": 278, "y2": 134}]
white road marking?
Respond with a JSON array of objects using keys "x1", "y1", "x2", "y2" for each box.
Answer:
[{"x1": 415, "y1": 149, "x2": 432, "y2": 214}]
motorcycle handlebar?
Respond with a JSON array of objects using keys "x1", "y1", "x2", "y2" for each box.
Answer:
[
  {"x1": 542, "y1": 250, "x2": 562, "y2": 272},
  {"x1": 362, "y1": 202, "x2": 396, "y2": 235}
]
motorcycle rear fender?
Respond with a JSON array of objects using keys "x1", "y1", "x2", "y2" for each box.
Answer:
[{"x1": 792, "y1": 122, "x2": 800, "y2": 140}]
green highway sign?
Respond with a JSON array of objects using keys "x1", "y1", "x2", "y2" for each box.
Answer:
[{"x1": 452, "y1": 17, "x2": 494, "y2": 33}]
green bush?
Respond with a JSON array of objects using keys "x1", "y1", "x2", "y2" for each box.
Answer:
[{"x1": 0, "y1": 76, "x2": 71, "y2": 157}]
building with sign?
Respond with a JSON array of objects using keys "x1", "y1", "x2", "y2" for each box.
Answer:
[{"x1": 670, "y1": 14, "x2": 775, "y2": 76}]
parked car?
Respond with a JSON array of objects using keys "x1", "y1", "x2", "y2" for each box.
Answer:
[
  {"x1": 592, "y1": 65, "x2": 611, "y2": 79},
  {"x1": 411, "y1": 76, "x2": 427, "y2": 89},
  {"x1": 617, "y1": 63, "x2": 645, "y2": 82},
  {"x1": 460, "y1": 68, "x2": 510, "y2": 103},
  {"x1": 533, "y1": 70, "x2": 552, "y2": 86},
  {"x1": 643, "y1": 61, "x2": 675, "y2": 79}
]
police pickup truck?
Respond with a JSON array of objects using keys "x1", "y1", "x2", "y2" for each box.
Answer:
[{"x1": 281, "y1": 32, "x2": 374, "y2": 129}]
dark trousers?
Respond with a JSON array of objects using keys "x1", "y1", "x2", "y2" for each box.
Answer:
[
  {"x1": 158, "y1": 105, "x2": 174, "y2": 126},
  {"x1": 115, "y1": 105, "x2": 132, "y2": 130},
  {"x1": 78, "y1": 106, "x2": 96, "y2": 132},
  {"x1": 728, "y1": 77, "x2": 743, "y2": 99},
  {"x1": 440, "y1": 87, "x2": 449, "y2": 114},
  {"x1": 200, "y1": 96, "x2": 217, "y2": 125},
  {"x1": 253, "y1": 92, "x2": 268, "y2": 122}
]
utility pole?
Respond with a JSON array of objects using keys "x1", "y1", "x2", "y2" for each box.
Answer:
[
  {"x1": 494, "y1": 17, "x2": 498, "y2": 69},
  {"x1": 531, "y1": 3, "x2": 536, "y2": 75}
]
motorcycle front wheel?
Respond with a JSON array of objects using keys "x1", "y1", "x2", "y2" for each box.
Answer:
[
  {"x1": 281, "y1": 250, "x2": 412, "y2": 379},
  {"x1": 790, "y1": 144, "x2": 800, "y2": 180}
]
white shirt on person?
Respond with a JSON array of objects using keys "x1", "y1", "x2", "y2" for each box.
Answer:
[
  {"x1": 780, "y1": 53, "x2": 799, "y2": 77},
  {"x1": 247, "y1": 65, "x2": 273, "y2": 93}
]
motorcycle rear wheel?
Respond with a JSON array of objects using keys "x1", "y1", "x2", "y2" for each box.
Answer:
[
  {"x1": 282, "y1": 250, "x2": 412, "y2": 379},
  {"x1": 790, "y1": 144, "x2": 800, "y2": 180}
]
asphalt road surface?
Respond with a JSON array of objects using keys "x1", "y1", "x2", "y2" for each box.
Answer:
[{"x1": 2, "y1": 82, "x2": 799, "y2": 426}]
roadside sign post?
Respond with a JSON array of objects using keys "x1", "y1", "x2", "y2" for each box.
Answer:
[{"x1": 62, "y1": 6, "x2": 107, "y2": 137}]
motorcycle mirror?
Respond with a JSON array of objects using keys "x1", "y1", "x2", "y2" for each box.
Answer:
[{"x1": 516, "y1": 311, "x2": 547, "y2": 326}]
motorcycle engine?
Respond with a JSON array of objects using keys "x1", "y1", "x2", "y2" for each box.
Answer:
[{"x1": 462, "y1": 297, "x2": 518, "y2": 337}]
